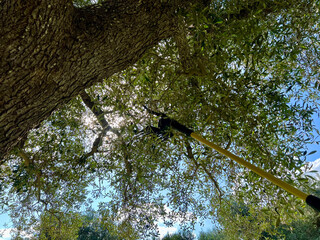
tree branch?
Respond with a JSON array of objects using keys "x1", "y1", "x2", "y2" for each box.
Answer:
[
  {"x1": 185, "y1": 141, "x2": 223, "y2": 198},
  {"x1": 80, "y1": 90, "x2": 120, "y2": 136},
  {"x1": 18, "y1": 149, "x2": 32, "y2": 167},
  {"x1": 80, "y1": 91, "x2": 110, "y2": 129},
  {"x1": 174, "y1": 17, "x2": 193, "y2": 71},
  {"x1": 79, "y1": 90, "x2": 129, "y2": 164},
  {"x1": 79, "y1": 90, "x2": 134, "y2": 195}
]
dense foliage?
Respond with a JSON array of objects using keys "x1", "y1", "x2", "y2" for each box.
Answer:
[{"x1": 1, "y1": 0, "x2": 320, "y2": 239}]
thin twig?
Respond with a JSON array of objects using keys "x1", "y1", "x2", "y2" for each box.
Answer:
[{"x1": 185, "y1": 141, "x2": 223, "y2": 199}]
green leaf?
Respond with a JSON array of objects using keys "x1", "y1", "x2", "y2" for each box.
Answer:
[{"x1": 308, "y1": 150, "x2": 317, "y2": 155}]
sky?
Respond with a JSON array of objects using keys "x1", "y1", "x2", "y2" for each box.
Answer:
[{"x1": 303, "y1": 116, "x2": 320, "y2": 163}]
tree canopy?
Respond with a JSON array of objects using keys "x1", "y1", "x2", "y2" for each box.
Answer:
[{"x1": 1, "y1": 0, "x2": 320, "y2": 239}]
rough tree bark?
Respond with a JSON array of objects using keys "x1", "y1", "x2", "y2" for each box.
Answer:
[{"x1": 0, "y1": 0, "x2": 192, "y2": 159}]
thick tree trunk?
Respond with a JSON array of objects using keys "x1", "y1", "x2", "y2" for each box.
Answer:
[{"x1": 0, "y1": 0, "x2": 182, "y2": 159}]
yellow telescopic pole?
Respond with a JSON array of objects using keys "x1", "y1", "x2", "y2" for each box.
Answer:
[
  {"x1": 189, "y1": 132, "x2": 320, "y2": 211},
  {"x1": 191, "y1": 132, "x2": 308, "y2": 201}
]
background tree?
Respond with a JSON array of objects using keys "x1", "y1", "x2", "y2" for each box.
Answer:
[
  {"x1": 162, "y1": 230, "x2": 195, "y2": 240},
  {"x1": 31, "y1": 208, "x2": 137, "y2": 240},
  {"x1": 35, "y1": 211, "x2": 83, "y2": 240},
  {"x1": 1, "y1": 0, "x2": 320, "y2": 238},
  {"x1": 198, "y1": 229, "x2": 226, "y2": 240}
]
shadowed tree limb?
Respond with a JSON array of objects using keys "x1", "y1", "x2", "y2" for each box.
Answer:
[
  {"x1": 79, "y1": 90, "x2": 120, "y2": 162},
  {"x1": 80, "y1": 90, "x2": 121, "y2": 136}
]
